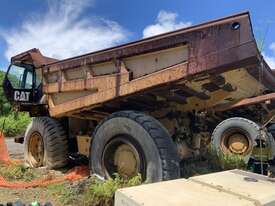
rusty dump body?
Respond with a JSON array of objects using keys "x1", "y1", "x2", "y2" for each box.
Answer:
[{"x1": 11, "y1": 12, "x2": 275, "y2": 121}]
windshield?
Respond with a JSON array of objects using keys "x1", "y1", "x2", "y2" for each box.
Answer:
[{"x1": 7, "y1": 64, "x2": 34, "y2": 89}]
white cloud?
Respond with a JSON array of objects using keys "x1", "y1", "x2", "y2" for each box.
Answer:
[
  {"x1": 264, "y1": 42, "x2": 275, "y2": 69},
  {"x1": 270, "y1": 42, "x2": 275, "y2": 51},
  {"x1": 264, "y1": 54, "x2": 275, "y2": 69},
  {"x1": 1, "y1": 0, "x2": 128, "y2": 60},
  {"x1": 143, "y1": 10, "x2": 192, "y2": 38}
]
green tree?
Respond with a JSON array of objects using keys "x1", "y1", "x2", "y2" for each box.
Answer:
[
  {"x1": 0, "y1": 70, "x2": 31, "y2": 136},
  {"x1": 0, "y1": 71, "x2": 11, "y2": 115}
]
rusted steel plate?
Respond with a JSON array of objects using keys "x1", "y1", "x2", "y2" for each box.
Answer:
[
  {"x1": 11, "y1": 48, "x2": 57, "y2": 67},
  {"x1": 216, "y1": 92, "x2": 275, "y2": 111},
  {"x1": 43, "y1": 72, "x2": 130, "y2": 93},
  {"x1": 188, "y1": 41, "x2": 258, "y2": 75},
  {"x1": 44, "y1": 12, "x2": 253, "y2": 73},
  {"x1": 49, "y1": 62, "x2": 188, "y2": 117}
]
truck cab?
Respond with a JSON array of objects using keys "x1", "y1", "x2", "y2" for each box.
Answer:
[
  {"x1": 4, "y1": 63, "x2": 42, "y2": 103},
  {"x1": 3, "y1": 49, "x2": 57, "y2": 115}
]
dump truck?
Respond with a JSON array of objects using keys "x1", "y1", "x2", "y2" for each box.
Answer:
[{"x1": 3, "y1": 11, "x2": 275, "y2": 182}]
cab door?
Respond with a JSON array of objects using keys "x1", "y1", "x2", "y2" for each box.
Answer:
[{"x1": 3, "y1": 64, "x2": 41, "y2": 104}]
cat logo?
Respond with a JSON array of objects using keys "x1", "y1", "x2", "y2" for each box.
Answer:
[{"x1": 14, "y1": 91, "x2": 30, "y2": 102}]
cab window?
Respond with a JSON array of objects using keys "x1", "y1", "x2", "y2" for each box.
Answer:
[
  {"x1": 25, "y1": 70, "x2": 33, "y2": 89},
  {"x1": 7, "y1": 64, "x2": 33, "y2": 89}
]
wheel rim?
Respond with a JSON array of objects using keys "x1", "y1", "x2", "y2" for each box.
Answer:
[
  {"x1": 28, "y1": 131, "x2": 44, "y2": 167},
  {"x1": 220, "y1": 129, "x2": 251, "y2": 155},
  {"x1": 227, "y1": 133, "x2": 249, "y2": 154},
  {"x1": 102, "y1": 137, "x2": 145, "y2": 179}
]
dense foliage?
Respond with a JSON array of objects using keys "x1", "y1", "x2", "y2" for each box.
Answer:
[
  {"x1": 0, "y1": 112, "x2": 31, "y2": 137},
  {"x1": 0, "y1": 71, "x2": 31, "y2": 136},
  {"x1": 0, "y1": 71, "x2": 11, "y2": 116}
]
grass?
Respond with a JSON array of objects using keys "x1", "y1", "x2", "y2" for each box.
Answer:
[
  {"x1": 83, "y1": 174, "x2": 142, "y2": 206},
  {"x1": 0, "y1": 163, "x2": 39, "y2": 182},
  {"x1": 207, "y1": 145, "x2": 247, "y2": 171},
  {"x1": 48, "y1": 183, "x2": 77, "y2": 205},
  {"x1": 48, "y1": 174, "x2": 142, "y2": 206}
]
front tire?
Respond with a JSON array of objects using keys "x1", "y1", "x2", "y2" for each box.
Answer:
[
  {"x1": 90, "y1": 111, "x2": 180, "y2": 182},
  {"x1": 24, "y1": 117, "x2": 68, "y2": 169}
]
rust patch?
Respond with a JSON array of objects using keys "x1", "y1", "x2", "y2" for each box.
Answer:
[{"x1": 49, "y1": 63, "x2": 188, "y2": 117}]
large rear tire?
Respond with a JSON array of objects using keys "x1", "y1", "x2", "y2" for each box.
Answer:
[
  {"x1": 90, "y1": 111, "x2": 180, "y2": 183},
  {"x1": 24, "y1": 117, "x2": 68, "y2": 169}
]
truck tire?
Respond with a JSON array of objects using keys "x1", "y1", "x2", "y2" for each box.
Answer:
[
  {"x1": 24, "y1": 117, "x2": 68, "y2": 169},
  {"x1": 211, "y1": 117, "x2": 259, "y2": 159},
  {"x1": 90, "y1": 111, "x2": 180, "y2": 182}
]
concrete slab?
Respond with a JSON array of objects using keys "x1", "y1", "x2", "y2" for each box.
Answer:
[{"x1": 115, "y1": 170, "x2": 275, "y2": 206}]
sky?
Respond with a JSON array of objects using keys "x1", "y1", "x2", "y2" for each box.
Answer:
[{"x1": 0, "y1": 0, "x2": 275, "y2": 71}]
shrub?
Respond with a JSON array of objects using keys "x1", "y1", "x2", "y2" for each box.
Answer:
[
  {"x1": 83, "y1": 174, "x2": 142, "y2": 206},
  {"x1": 0, "y1": 112, "x2": 31, "y2": 137},
  {"x1": 0, "y1": 163, "x2": 38, "y2": 182},
  {"x1": 207, "y1": 145, "x2": 247, "y2": 171}
]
